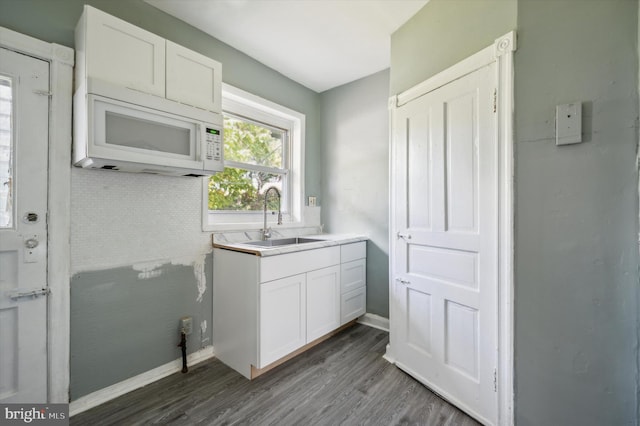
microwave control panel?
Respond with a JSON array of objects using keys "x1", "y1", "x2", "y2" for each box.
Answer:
[{"x1": 205, "y1": 127, "x2": 222, "y2": 162}]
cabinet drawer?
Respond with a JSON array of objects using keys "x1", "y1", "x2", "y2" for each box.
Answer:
[
  {"x1": 260, "y1": 246, "x2": 340, "y2": 283},
  {"x1": 340, "y1": 259, "x2": 366, "y2": 294},
  {"x1": 340, "y1": 242, "x2": 366, "y2": 263},
  {"x1": 341, "y1": 287, "x2": 366, "y2": 325}
]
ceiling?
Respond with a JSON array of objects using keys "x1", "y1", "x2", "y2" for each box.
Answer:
[{"x1": 144, "y1": 0, "x2": 428, "y2": 93}]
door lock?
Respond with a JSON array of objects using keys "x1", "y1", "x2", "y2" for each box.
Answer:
[
  {"x1": 10, "y1": 287, "x2": 50, "y2": 300},
  {"x1": 22, "y1": 212, "x2": 39, "y2": 224},
  {"x1": 23, "y1": 235, "x2": 41, "y2": 263}
]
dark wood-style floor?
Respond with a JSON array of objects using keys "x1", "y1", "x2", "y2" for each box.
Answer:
[{"x1": 71, "y1": 324, "x2": 480, "y2": 425}]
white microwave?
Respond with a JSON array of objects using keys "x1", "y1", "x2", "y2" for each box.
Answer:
[{"x1": 73, "y1": 81, "x2": 224, "y2": 177}]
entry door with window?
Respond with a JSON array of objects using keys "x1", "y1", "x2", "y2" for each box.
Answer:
[
  {"x1": 0, "y1": 47, "x2": 49, "y2": 403},
  {"x1": 391, "y1": 62, "x2": 498, "y2": 424}
]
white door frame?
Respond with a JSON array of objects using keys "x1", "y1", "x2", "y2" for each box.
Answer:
[
  {"x1": 0, "y1": 26, "x2": 74, "y2": 403},
  {"x1": 387, "y1": 31, "x2": 516, "y2": 425}
]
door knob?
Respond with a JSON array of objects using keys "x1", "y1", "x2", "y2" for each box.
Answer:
[{"x1": 25, "y1": 238, "x2": 39, "y2": 249}]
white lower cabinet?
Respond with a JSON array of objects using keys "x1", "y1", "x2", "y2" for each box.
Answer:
[
  {"x1": 306, "y1": 265, "x2": 341, "y2": 342},
  {"x1": 340, "y1": 243, "x2": 367, "y2": 324},
  {"x1": 259, "y1": 265, "x2": 340, "y2": 367},
  {"x1": 260, "y1": 274, "x2": 307, "y2": 367},
  {"x1": 213, "y1": 240, "x2": 366, "y2": 379}
]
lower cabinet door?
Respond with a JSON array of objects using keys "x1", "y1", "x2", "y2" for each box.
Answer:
[
  {"x1": 259, "y1": 273, "x2": 307, "y2": 367},
  {"x1": 306, "y1": 265, "x2": 341, "y2": 342}
]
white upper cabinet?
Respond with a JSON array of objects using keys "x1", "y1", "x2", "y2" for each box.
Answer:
[
  {"x1": 82, "y1": 6, "x2": 166, "y2": 97},
  {"x1": 166, "y1": 41, "x2": 222, "y2": 112},
  {"x1": 77, "y1": 6, "x2": 222, "y2": 113}
]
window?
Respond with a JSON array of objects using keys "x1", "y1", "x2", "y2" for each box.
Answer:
[
  {"x1": 0, "y1": 77, "x2": 13, "y2": 228},
  {"x1": 204, "y1": 84, "x2": 304, "y2": 229}
]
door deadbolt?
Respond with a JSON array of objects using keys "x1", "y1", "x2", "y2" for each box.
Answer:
[
  {"x1": 25, "y1": 238, "x2": 39, "y2": 249},
  {"x1": 23, "y1": 212, "x2": 39, "y2": 224}
]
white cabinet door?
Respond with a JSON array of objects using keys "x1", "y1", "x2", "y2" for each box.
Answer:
[
  {"x1": 85, "y1": 6, "x2": 166, "y2": 96},
  {"x1": 259, "y1": 274, "x2": 306, "y2": 367},
  {"x1": 392, "y1": 62, "x2": 498, "y2": 424},
  {"x1": 166, "y1": 41, "x2": 222, "y2": 113},
  {"x1": 306, "y1": 266, "x2": 340, "y2": 342}
]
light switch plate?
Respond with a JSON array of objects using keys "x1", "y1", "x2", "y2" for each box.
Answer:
[
  {"x1": 308, "y1": 196, "x2": 317, "y2": 207},
  {"x1": 556, "y1": 102, "x2": 582, "y2": 145}
]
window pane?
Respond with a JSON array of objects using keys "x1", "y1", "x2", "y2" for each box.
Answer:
[
  {"x1": 208, "y1": 167, "x2": 283, "y2": 211},
  {"x1": 223, "y1": 115, "x2": 284, "y2": 168},
  {"x1": 0, "y1": 77, "x2": 13, "y2": 228}
]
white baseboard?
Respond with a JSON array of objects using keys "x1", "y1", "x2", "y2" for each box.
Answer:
[
  {"x1": 357, "y1": 313, "x2": 389, "y2": 332},
  {"x1": 383, "y1": 343, "x2": 396, "y2": 364},
  {"x1": 70, "y1": 346, "x2": 215, "y2": 417}
]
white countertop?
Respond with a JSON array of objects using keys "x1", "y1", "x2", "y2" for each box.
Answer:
[{"x1": 212, "y1": 233, "x2": 367, "y2": 257}]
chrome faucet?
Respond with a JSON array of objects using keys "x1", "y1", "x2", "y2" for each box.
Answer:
[{"x1": 262, "y1": 187, "x2": 282, "y2": 240}]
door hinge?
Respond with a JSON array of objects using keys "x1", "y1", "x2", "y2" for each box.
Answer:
[
  {"x1": 493, "y1": 89, "x2": 497, "y2": 113},
  {"x1": 493, "y1": 368, "x2": 497, "y2": 392}
]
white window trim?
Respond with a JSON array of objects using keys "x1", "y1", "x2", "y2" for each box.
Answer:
[{"x1": 202, "y1": 83, "x2": 305, "y2": 231}]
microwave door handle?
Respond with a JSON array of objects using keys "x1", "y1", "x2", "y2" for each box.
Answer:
[{"x1": 196, "y1": 123, "x2": 202, "y2": 159}]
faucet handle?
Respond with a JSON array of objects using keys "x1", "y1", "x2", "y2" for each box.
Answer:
[{"x1": 263, "y1": 227, "x2": 272, "y2": 240}]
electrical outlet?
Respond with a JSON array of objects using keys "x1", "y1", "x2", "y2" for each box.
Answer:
[
  {"x1": 308, "y1": 196, "x2": 317, "y2": 207},
  {"x1": 180, "y1": 316, "x2": 193, "y2": 335}
]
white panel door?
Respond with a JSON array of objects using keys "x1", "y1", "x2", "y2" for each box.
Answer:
[
  {"x1": 259, "y1": 274, "x2": 306, "y2": 367},
  {"x1": 392, "y1": 63, "x2": 498, "y2": 424},
  {"x1": 306, "y1": 265, "x2": 340, "y2": 342},
  {"x1": 0, "y1": 48, "x2": 49, "y2": 403}
]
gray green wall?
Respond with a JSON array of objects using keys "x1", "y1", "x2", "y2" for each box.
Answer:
[
  {"x1": 320, "y1": 69, "x2": 390, "y2": 317},
  {"x1": 70, "y1": 257, "x2": 213, "y2": 399},
  {"x1": 391, "y1": 0, "x2": 639, "y2": 424},
  {"x1": 514, "y1": 1, "x2": 638, "y2": 424},
  {"x1": 0, "y1": 0, "x2": 321, "y2": 401},
  {"x1": 390, "y1": 0, "x2": 517, "y2": 94}
]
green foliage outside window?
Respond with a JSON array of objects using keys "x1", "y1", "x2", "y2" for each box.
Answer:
[{"x1": 208, "y1": 117, "x2": 285, "y2": 211}]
